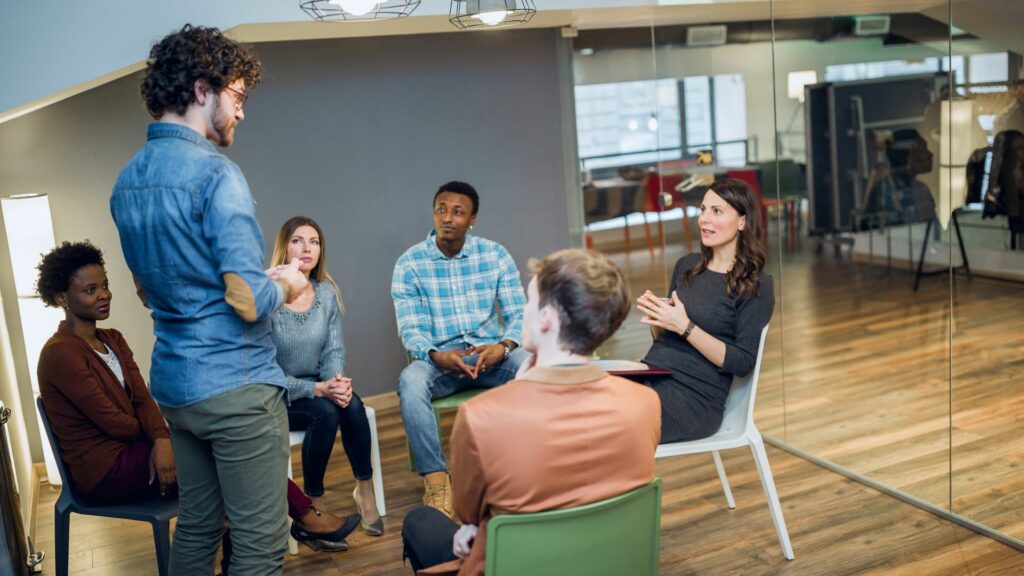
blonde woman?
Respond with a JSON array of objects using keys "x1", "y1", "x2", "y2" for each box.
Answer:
[{"x1": 269, "y1": 216, "x2": 383, "y2": 536}]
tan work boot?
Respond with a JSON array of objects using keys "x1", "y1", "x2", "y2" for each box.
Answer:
[{"x1": 423, "y1": 472, "x2": 454, "y2": 518}]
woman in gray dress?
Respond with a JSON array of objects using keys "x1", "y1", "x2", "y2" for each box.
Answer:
[{"x1": 636, "y1": 178, "x2": 775, "y2": 443}]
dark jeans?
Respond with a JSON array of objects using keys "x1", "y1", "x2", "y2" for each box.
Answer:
[
  {"x1": 402, "y1": 506, "x2": 459, "y2": 573},
  {"x1": 85, "y1": 440, "x2": 169, "y2": 504},
  {"x1": 287, "y1": 393, "x2": 373, "y2": 496}
]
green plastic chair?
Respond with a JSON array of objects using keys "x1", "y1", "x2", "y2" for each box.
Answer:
[
  {"x1": 406, "y1": 387, "x2": 489, "y2": 471},
  {"x1": 484, "y1": 478, "x2": 663, "y2": 576}
]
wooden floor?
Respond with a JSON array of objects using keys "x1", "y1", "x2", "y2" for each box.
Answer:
[
  {"x1": 597, "y1": 222, "x2": 1024, "y2": 543},
  {"x1": 28, "y1": 222, "x2": 1024, "y2": 575},
  {"x1": 32, "y1": 400, "x2": 1024, "y2": 575}
]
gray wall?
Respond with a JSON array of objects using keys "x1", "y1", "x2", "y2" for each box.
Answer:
[{"x1": 0, "y1": 28, "x2": 575, "y2": 459}]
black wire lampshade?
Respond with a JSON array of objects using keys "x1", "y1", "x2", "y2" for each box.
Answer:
[
  {"x1": 300, "y1": 0, "x2": 420, "y2": 21},
  {"x1": 449, "y1": 0, "x2": 536, "y2": 29}
]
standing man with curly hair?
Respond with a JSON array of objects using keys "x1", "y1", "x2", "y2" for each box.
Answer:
[{"x1": 110, "y1": 24, "x2": 308, "y2": 575}]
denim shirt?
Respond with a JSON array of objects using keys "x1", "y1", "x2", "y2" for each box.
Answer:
[{"x1": 110, "y1": 123, "x2": 286, "y2": 408}]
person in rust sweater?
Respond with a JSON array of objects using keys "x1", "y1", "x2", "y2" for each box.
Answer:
[
  {"x1": 401, "y1": 248, "x2": 662, "y2": 576},
  {"x1": 34, "y1": 241, "x2": 359, "y2": 556},
  {"x1": 36, "y1": 241, "x2": 175, "y2": 503}
]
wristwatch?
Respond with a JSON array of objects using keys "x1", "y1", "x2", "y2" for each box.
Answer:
[
  {"x1": 501, "y1": 341, "x2": 512, "y2": 360},
  {"x1": 682, "y1": 320, "x2": 696, "y2": 340}
]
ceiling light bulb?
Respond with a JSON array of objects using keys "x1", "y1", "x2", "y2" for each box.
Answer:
[
  {"x1": 647, "y1": 115, "x2": 659, "y2": 131},
  {"x1": 328, "y1": 0, "x2": 382, "y2": 16},
  {"x1": 473, "y1": 10, "x2": 508, "y2": 25}
]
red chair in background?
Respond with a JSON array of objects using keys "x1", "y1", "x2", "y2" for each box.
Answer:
[{"x1": 642, "y1": 172, "x2": 694, "y2": 254}]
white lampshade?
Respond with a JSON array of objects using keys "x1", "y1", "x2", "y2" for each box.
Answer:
[{"x1": 939, "y1": 99, "x2": 974, "y2": 166}]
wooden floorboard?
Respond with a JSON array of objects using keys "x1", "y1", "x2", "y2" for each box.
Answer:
[
  {"x1": 28, "y1": 225, "x2": 1024, "y2": 574},
  {"x1": 32, "y1": 401, "x2": 1023, "y2": 575},
  {"x1": 598, "y1": 225, "x2": 1024, "y2": 544}
]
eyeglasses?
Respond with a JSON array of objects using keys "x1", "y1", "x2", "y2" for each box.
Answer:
[{"x1": 223, "y1": 86, "x2": 248, "y2": 111}]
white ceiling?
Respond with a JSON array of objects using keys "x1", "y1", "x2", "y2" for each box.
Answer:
[{"x1": 0, "y1": 0, "x2": 1002, "y2": 123}]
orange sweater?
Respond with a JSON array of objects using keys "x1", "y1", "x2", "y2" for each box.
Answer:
[
  {"x1": 38, "y1": 323, "x2": 169, "y2": 494},
  {"x1": 421, "y1": 364, "x2": 661, "y2": 576}
]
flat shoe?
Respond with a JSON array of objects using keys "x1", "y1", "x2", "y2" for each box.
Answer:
[
  {"x1": 353, "y1": 486, "x2": 384, "y2": 536},
  {"x1": 291, "y1": 513, "x2": 361, "y2": 552}
]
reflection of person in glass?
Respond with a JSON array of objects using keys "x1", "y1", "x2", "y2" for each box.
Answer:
[
  {"x1": 635, "y1": 178, "x2": 774, "y2": 443},
  {"x1": 983, "y1": 129, "x2": 1024, "y2": 241},
  {"x1": 864, "y1": 129, "x2": 936, "y2": 225}
]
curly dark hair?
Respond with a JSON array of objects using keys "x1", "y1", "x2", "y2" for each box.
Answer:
[
  {"x1": 36, "y1": 241, "x2": 105, "y2": 308},
  {"x1": 141, "y1": 24, "x2": 262, "y2": 119}
]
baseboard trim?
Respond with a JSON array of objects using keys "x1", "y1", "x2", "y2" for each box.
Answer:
[
  {"x1": 362, "y1": 391, "x2": 399, "y2": 412},
  {"x1": 764, "y1": 434, "x2": 1024, "y2": 553},
  {"x1": 29, "y1": 462, "x2": 45, "y2": 544}
]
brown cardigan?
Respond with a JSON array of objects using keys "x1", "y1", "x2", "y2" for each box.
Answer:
[
  {"x1": 421, "y1": 364, "x2": 661, "y2": 576},
  {"x1": 38, "y1": 322, "x2": 169, "y2": 495}
]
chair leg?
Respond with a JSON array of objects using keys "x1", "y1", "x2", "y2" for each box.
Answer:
[
  {"x1": 151, "y1": 520, "x2": 172, "y2": 576},
  {"x1": 711, "y1": 451, "x2": 736, "y2": 509},
  {"x1": 366, "y1": 407, "x2": 387, "y2": 516},
  {"x1": 287, "y1": 451, "x2": 299, "y2": 556},
  {"x1": 748, "y1": 434, "x2": 795, "y2": 560},
  {"x1": 54, "y1": 506, "x2": 70, "y2": 576},
  {"x1": 641, "y1": 212, "x2": 655, "y2": 258},
  {"x1": 680, "y1": 202, "x2": 693, "y2": 253},
  {"x1": 623, "y1": 215, "x2": 632, "y2": 254}
]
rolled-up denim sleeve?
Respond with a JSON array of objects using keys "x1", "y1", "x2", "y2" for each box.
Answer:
[{"x1": 201, "y1": 163, "x2": 283, "y2": 322}]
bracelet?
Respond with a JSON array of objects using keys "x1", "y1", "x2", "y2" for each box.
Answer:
[{"x1": 682, "y1": 320, "x2": 696, "y2": 340}]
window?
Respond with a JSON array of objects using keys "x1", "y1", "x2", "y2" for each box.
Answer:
[
  {"x1": 683, "y1": 74, "x2": 748, "y2": 167},
  {"x1": 575, "y1": 74, "x2": 748, "y2": 171},
  {"x1": 575, "y1": 79, "x2": 681, "y2": 170}
]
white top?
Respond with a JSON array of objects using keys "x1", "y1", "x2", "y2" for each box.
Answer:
[{"x1": 94, "y1": 343, "x2": 127, "y2": 391}]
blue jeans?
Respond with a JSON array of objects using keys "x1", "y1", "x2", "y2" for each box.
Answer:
[
  {"x1": 287, "y1": 394, "x2": 373, "y2": 497},
  {"x1": 398, "y1": 347, "x2": 530, "y2": 475}
]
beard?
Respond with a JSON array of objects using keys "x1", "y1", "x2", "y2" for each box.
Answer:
[{"x1": 209, "y1": 104, "x2": 237, "y2": 147}]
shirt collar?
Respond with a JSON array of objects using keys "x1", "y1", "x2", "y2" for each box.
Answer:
[
  {"x1": 147, "y1": 122, "x2": 216, "y2": 154},
  {"x1": 425, "y1": 230, "x2": 476, "y2": 260},
  {"x1": 519, "y1": 364, "x2": 608, "y2": 385}
]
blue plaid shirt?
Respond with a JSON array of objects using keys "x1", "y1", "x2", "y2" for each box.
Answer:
[{"x1": 392, "y1": 231, "x2": 526, "y2": 361}]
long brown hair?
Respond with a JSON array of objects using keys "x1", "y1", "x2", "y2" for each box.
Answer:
[
  {"x1": 683, "y1": 178, "x2": 766, "y2": 300},
  {"x1": 270, "y1": 216, "x2": 344, "y2": 312}
]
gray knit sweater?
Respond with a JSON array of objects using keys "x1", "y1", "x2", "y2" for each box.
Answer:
[{"x1": 270, "y1": 280, "x2": 345, "y2": 401}]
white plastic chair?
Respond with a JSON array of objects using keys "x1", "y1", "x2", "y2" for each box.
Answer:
[
  {"x1": 654, "y1": 325, "x2": 794, "y2": 560},
  {"x1": 286, "y1": 404, "x2": 387, "y2": 555}
]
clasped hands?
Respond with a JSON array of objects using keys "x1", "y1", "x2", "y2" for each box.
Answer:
[
  {"x1": 429, "y1": 343, "x2": 506, "y2": 379},
  {"x1": 636, "y1": 290, "x2": 691, "y2": 336},
  {"x1": 315, "y1": 374, "x2": 354, "y2": 408}
]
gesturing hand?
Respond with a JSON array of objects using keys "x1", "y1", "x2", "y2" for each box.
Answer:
[
  {"x1": 637, "y1": 290, "x2": 691, "y2": 336},
  {"x1": 268, "y1": 259, "x2": 309, "y2": 304}
]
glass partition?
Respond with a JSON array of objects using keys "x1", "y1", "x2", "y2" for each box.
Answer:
[
  {"x1": 950, "y1": 3, "x2": 1024, "y2": 541},
  {"x1": 570, "y1": 0, "x2": 1022, "y2": 548}
]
